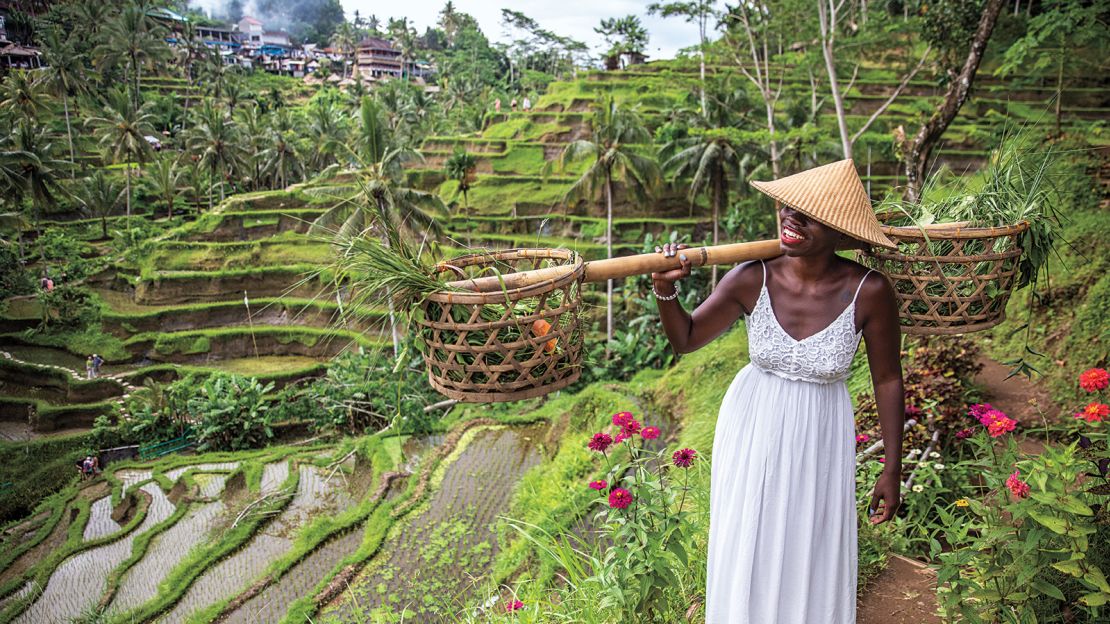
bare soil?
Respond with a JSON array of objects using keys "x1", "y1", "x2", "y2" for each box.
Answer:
[
  {"x1": 974, "y1": 355, "x2": 1058, "y2": 455},
  {"x1": 857, "y1": 555, "x2": 942, "y2": 624}
]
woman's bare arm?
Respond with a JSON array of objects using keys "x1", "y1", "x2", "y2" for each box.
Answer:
[
  {"x1": 652, "y1": 243, "x2": 759, "y2": 354},
  {"x1": 857, "y1": 273, "x2": 905, "y2": 524}
]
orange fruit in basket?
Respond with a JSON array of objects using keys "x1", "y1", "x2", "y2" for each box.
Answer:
[{"x1": 531, "y1": 319, "x2": 558, "y2": 354}]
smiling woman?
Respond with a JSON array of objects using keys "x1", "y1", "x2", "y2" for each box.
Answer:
[{"x1": 651, "y1": 159, "x2": 906, "y2": 624}]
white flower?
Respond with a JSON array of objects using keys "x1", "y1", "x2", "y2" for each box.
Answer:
[
  {"x1": 934, "y1": 463, "x2": 946, "y2": 471},
  {"x1": 918, "y1": 461, "x2": 931, "y2": 470},
  {"x1": 912, "y1": 484, "x2": 924, "y2": 493},
  {"x1": 908, "y1": 449, "x2": 921, "y2": 456},
  {"x1": 929, "y1": 451, "x2": 941, "y2": 459}
]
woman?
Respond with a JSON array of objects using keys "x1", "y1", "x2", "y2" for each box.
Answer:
[{"x1": 652, "y1": 160, "x2": 905, "y2": 623}]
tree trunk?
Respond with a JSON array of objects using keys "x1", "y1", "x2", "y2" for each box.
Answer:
[
  {"x1": 765, "y1": 100, "x2": 781, "y2": 178},
  {"x1": 711, "y1": 170, "x2": 726, "y2": 289},
  {"x1": 818, "y1": 0, "x2": 853, "y2": 159},
  {"x1": 1054, "y1": 42, "x2": 1063, "y2": 136},
  {"x1": 902, "y1": 0, "x2": 1004, "y2": 202},
  {"x1": 125, "y1": 163, "x2": 132, "y2": 220},
  {"x1": 605, "y1": 170, "x2": 614, "y2": 347},
  {"x1": 62, "y1": 93, "x2": 75, "y2": 172},
  {"x1": 699, "y1": 49, "x2": 707, "y2": 117}
]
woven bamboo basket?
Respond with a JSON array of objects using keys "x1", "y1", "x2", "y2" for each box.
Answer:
[
  {"x1": 417, "y1": 248, "x2": 586, "y2": 403},
  {"x1": 860, "y1": 221, "x2": 1030, "y2": 335}
]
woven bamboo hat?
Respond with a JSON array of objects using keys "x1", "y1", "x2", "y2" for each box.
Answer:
[{"x1": 750, "y1": 159, "x2": 897, "y2": 249}]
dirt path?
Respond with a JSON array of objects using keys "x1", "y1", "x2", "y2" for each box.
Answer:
[{"x1": 857, "y1": 555, "x2": 942, "y2": 624}]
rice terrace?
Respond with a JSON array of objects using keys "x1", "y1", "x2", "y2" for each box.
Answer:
[{"x1": 0, "y1": 0, "x2": 1108, "y2": 622}]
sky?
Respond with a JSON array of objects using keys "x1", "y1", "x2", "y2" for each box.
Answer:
[{"x1": 339, "y1": 0, "x2": 723, "y2": 61}]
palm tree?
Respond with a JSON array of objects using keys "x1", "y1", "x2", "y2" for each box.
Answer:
[
  {"x1": 259, "y1": 120, "x2": 303, "y2": 190},
  {"x1": 235, "y1": 102, "x2": 267, "y2": 190},
  {"x1": 556, "y1": 96, "x2": 660, "y2": 343},
  {"x1": 6, "y1": 121, "x2": 68, "y2": 228},
  {"x1": 38, "y1": 29, "x2": 86, "y2": 169},
  {"x1": 304, "y1": 98, "x2": 347, "y2": 172},
  {"x1": 93, "y1": 2, "x2": 170, "y2": 108},
  {"x1": 330, "y1": 21, "x2": 358, "y2": 80},
  {"x1": 0, "y1": 70, "x2": 51, "y2": 121},
  {"x1": 663, "y1": 128, "x2": 759, "y2": 289},
  {"x1": 144, "y1": 155, "x2": 187, "y2": 220},
  {"x1": 87, "y1": 87, "x2": 155, "y2": 219},
  {"x1": 79, "y1": 170, "x2": 124, "y2": 239},
  {"x1": 443, "y1": 147, "x2": 476, "y2": 212},
  {"x1": 186, "y1": 100, "x2": 246, "y2": 207}
]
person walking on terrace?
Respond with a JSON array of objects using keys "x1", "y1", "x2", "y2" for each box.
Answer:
[
  {"x1": 91, "y1": 354, "x2": 103, "y2": 378},
  {"x1": 652, "y1": 160, "x2": 906, "y2": 623},
  {"x1": 85, "y1": 355, "x2": 94, "y2": 380}
]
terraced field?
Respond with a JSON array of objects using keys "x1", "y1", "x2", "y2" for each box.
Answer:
[{"x1": 0, "y1": 413, "x2": 569, "y2": 623}]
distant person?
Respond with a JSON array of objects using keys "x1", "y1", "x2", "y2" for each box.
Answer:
[
  {"x1": 92, "y1": 354, "x2": 103, "y2": 378},
  {"x1": 493, "y1": 98, "x2": 501, "y2": 113},
  {"x1": 510, "y1": 97, "x2": 517, "y2": 112},
  {"x1": 278, "y1": 308, "x2": 289, "y2": 325},
  {"x1": 522, "y1": 96, "x2": 532, "y2": 111},
  {"x1": 43, "y1": 276, "x2": 54, "y2": 292},
  {"x1": 85, "y1": 356, "x2": 94, "y2": 380}
]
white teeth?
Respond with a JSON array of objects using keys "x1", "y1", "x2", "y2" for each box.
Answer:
[{"x1": 783, "y1": 226, "x2": 804, "y2": 241}]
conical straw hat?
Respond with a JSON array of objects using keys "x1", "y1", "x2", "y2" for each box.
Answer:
[{"x1": 750, "y1": 159, "x2": 897, "y2": 249}]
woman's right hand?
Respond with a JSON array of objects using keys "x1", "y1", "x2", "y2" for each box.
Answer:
[{"x1": 651, "y1": 242, "x2": 691, "y2": 284}]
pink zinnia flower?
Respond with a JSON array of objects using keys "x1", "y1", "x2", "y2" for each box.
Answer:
[
  {"x1": 1079, "y1": 368, "x2": 1109, "y2": 393},
  {"x1": 505, "y1": 599, "x2": 524, "y2": 612},
  {"x1": 614, "y1": 431, "x2": 630, "y2": 443},
  {"x1": 621, "y1": 420, "x2": 642, "y2": 437},
  {"x1": 612, "y1": 411, "x2": 633, "y2": 427},
  {"x1": 877, "y1": 457, "x2": 885, "y2": 463},
  {"x1": 588, "y1": 479, "x2": 608, "y2": 491},
  {"x1": 1076, "y1": 402, "x2": 1109, "y2": 423},
  {"x1": 855, "y1": 434, "x2": 870, "y2": 444},
  {"x1": 1006, "y1": 470, "x2": 1030, "y2": 499},
  {"x1": 968, "y1": 403, "x2": 995, "y2": 424},
  {"x1": 672, "y1": 448, "x2": 697, "y2": 468},
  {"x1": 640, "y1": 426, "x2": 661, "y2": 440},
  {"x1": 587, "y1": 432, "x2": 613, "y2": 452},
  {"x1": 987, "y1": 416, "x2": 1017, "y2": 438},
  {"x1": 608, "y1": 487, "x2": 633, "y2": 509},
  {"x1": 905, "y1": 405, "x2": 923, "y2": 419},
  {"x1": 955, "y1": 427, "x2": 975, "y2": 439}
]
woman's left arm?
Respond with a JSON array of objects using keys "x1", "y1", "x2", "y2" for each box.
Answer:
[{"x1": 858, "y1": 273, "x2": 905, "y2": 525}]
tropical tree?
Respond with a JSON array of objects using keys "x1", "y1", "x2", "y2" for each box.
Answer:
[
  {"x1": 38, "y1": 29, "x2": 86, "y2": 168},
  {"x1": 259, "y1": 118, "x2": 304, "y2": 190},
  {"x1": 330, "y1": 21, "x2": 359, "y2": 79},
  {"x1": 87, "y1": 87, "x2": 155, "y2": 219},
  {"x1": 663, "y1": 128, "x2": 760, "y2": 288},
  {"x1": 93, "y1": 2, "x2": 170, "y2": 108},
  {"x1": 304, "y1": 97, "x2": 348, "y2": 172},
  {"x1": 79, "y1": 169, "x2": 124, "y2": 239},
  {"x1": 443, "y1": 147, "x2": 477, "y2": 212},
  {"x1": 234, "y1": 101, "x2": 267, "y2": 190},
  {"x1": 555, "y1": 96, "x2": 661, "y2": 343},
  {"x1": 5, "y1": 121, "x2": 68, "y2": 227},
  {"x1": 648, "y1": 2, "x2": 718, "y2": 117},
  {"x1": 186, "y1": 99, "x2": 246, "y2": 207},
  {"x1": 0, "y1": 70, "x2": 51, "y2": 121},
  {"x1": 144, "y1": 155, "x2": 187, "y2": 220}
]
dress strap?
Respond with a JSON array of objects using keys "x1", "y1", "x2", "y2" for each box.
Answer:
[
  {"x1": 851, "y1": 269, "x2": 876, "y2": 305},
  {"x1": 759, "y1": 259, "x2": 767, "y2": 290}
]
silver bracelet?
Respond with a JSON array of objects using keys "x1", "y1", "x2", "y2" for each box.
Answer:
[{"x1": 652, "y1": 283, "x2": 679, "y2": 301}]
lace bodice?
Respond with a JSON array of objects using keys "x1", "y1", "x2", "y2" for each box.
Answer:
[{"x1": 745, "y1": 261, "x2": 872, "y2": 384}]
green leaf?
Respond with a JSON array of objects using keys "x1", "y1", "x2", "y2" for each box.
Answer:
[
  {"x1": 1078, "y1": 591, "x2": 1109, "y2": 607},
  {"x1": 1051, "y1": 559, "x2": 1085, "y2": 577},
  {"x1": 666, "y1": 539, "x2": 688, "y2": 566},
  {"x1": 1030, "y1": 579, "x2": 1066, "y2": 601},
  {"x1": 1030, "y1": 511, "x2": 1068, "y2": 534}
]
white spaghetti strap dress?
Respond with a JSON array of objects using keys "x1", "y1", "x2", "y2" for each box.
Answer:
[{"x1": 705, "y1": 261, "x2": 873, "y2": 623}]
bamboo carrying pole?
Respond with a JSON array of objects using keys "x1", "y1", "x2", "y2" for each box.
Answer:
[{"x1": 444, "y1": 239, "x2": 785, "y2": 294}]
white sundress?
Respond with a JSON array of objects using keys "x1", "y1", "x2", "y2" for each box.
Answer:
[{"x1": 705, "y1": 260, "x2": 873, "y2": 623}]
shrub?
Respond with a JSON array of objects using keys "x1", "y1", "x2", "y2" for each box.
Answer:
[
  {"x1": 190, "y1": 373, "x2": 275, "y2": 451},
  {"x1": 36, "y1": 284, "x2": 100, "y2": 331},
  {"x1": 0, "y1": 244, "x2": 33, "y2": 301}
]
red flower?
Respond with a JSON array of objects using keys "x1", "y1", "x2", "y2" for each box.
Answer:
[
  {"x1": 1006, "y1": 470, "x2": 1030, "y2": 499},
  {"x1": 641, "y1": 426, "x2": 661, "y2": 440},
  {"x1": 587, "y1": 432, "x2": 613, "y2": 452},
  {"x1": 612, "y1": 411, "x2": 633, "y2": 427},
  {"x1": 855, "y1": 434, "x2": 870, "y2": 444},
  {"x1": 505, "y1": 599, "x2": 524, "y2": 612},
  {"x1": 1076, "y1": 402, "x2": 1110, "y2": 423},
  {"x1": 968, "y1": 403, "x2": 995, "y2": 424},
  {"x1": 588, "y1": 479, "x2": 608, "y2": 491},
  {"x1": 672, "y1": 448, "x2": 697, "y2": 468},
  {"x1": 1079, "y1": 368, "x2": 1109, "y2": 393},
  {"x1": 955, "y1": 428, "x2": 975, "y2": 439},
  {"x1": 608, "y1": 487, "x2": 633, "y2": 509},
  {"x1": 904, "y1": 405, "x2": 923, "y2": 419},
  {"x1": 987, "y1": 416, "x2": 1017, "y2": 438},
  {"x1": 621, "y1": 420, "x2": 642, "y2": 437},
  {"x1": 614, "y1": 431, "x2": 630, "y2": 443}
]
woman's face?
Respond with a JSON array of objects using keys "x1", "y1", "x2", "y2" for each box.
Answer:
[{"x1": 778, "y1": 205, "x2": 843, "y2": 256}]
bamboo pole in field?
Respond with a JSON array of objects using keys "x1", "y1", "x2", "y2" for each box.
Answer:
[{"x1": 444, "y1": 239, "x2": 784, "y2": 294}]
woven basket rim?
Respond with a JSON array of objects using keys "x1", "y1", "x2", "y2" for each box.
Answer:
[
  {"x1": 878, "y1": 220, "x2": 1030, "y2": 241},
  {"x1": 427, "y1": 248, "x2": 584, "y2": 304}
]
